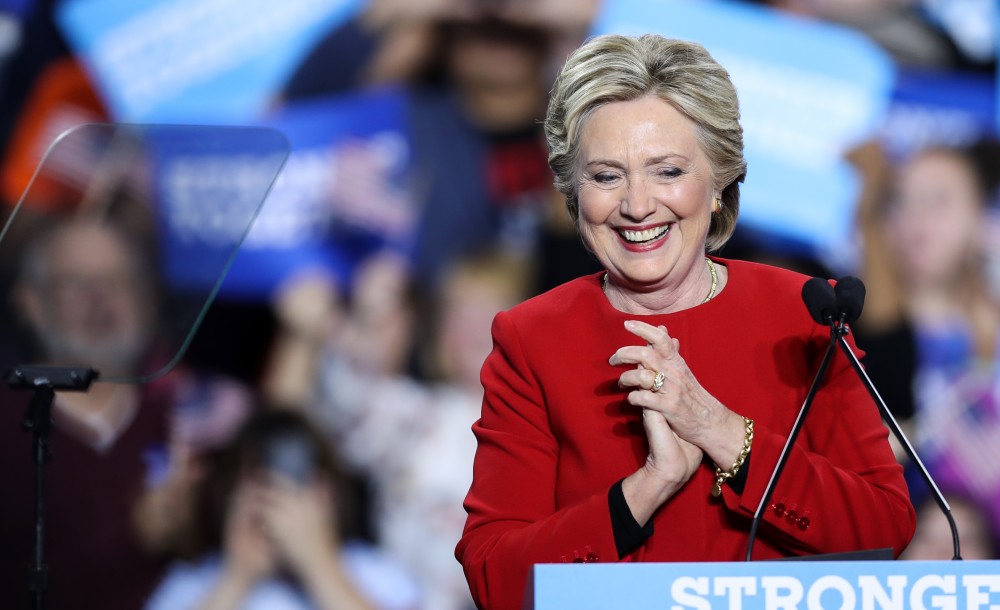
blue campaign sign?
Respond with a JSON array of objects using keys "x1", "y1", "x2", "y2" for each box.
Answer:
[
  {"x1": 0, "y1": 0, "x2": 33, "y2": 17},
  {"x1": 592, "y1": 0, "x2": 895, "y2": 263},
  {"x1": 530, "y1": 560, "x2": 1000, "y2": 610},
  {"x1": 55, "y1": 0, "x2": 364, "y2": 122},
  {"x1": 883, "y1": 68, "x2": 996, "y2": 159},
  {"x1": 156, "y1": 88, "x2": 415, "y2": 299}
]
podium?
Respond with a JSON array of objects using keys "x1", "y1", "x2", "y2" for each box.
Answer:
[{"x1": 526, "y1": 560, "x2": 1000, "y2": 609}]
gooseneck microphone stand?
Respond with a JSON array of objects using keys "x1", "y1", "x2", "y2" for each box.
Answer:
[
  {"x1": 5, "y1": 365, "x2": 99, "y2": 610},
  {"x1": 834, "y1": 331, "x2": 961, "y2": 560},
  {"x1": 832, "y1": 276, "x2": 961, "y2": 560},
  {"x1": 745, "y1": 277, "x2": 963, "y2": 562}
]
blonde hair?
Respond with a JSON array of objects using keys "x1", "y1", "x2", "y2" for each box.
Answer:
[{"x1": 544, "y1": 34, "x2": 745, "y2": 252}]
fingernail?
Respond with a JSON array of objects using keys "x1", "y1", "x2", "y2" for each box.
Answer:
[{"x1": 624, "y1": 320, "x2": 636, "y2": 329}]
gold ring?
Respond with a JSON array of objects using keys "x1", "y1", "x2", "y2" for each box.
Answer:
[{"x1": 652, "y1": 371, "x2": 665, "y2": 392}]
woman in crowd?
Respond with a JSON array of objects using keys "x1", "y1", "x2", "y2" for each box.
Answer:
[
  {"x1": 857, "y1": 143, "x2": 1000, "y2": 545},
  {"x1": 456, "y1": 33, "x2": 915, "y2": 609},
  {"x1": 144, "y1": 408, "x2": 419, "y2": 610}
]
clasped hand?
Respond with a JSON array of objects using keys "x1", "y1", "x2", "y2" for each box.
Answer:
[
  {"x1": 611, "y1": 320, "x2": 744, "y2": 515},
  {"x1": 223, "y1": 474, "x2": 339, "y2": 587}
]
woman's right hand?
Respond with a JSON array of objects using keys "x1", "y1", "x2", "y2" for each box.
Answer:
[
  {"x1": 257, "y1": 476, "x2": 379, "y2": 610},
  {"x1": 196, "y1": 483, "x2": 276, "y2": 610},
  {"x1": 621, "y1": 408, "x2": 703, "y2": 527},
  {"x1": 221, "y1": 483, "x2": 276, "y2": 589},
  {"x1": 257, "y1": 475, "x2": 340, "y2": 581}
]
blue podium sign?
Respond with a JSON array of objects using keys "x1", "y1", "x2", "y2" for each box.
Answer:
[{"x1": 528, "y1": 561, "x2": 1000, "y2": 610}]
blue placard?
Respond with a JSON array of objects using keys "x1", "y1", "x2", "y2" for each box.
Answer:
[
  {"x1": 883, "y1": 68, "x2": 997, "y2": 160},
  {"x1": 592, "y1": 0, "x2": 895, "y2": 264},
  {"x1": 55, "y1": 0, "x2": 364, "y2": 122},
  {"x1": 157, "y1": 88, "x2": 415, "y2": 299},
  {"x1": 0, "y1": 0, "x2": 32, "y2": 16},
  {"x1": 530, "y1": 560, "x2": 1000, "y2": 610}
]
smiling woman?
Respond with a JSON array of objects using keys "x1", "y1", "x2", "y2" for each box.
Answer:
[
  {"x1": 576, "y1": 95, "x2": 720, "y2": 314},
  {"x1": 455, "y1": 34, "x2": 915, "y2": 610}
]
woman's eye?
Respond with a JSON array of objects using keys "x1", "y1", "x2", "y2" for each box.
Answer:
[
  {"x1": 593, "y1": 172, "x2": 619, "y2": 184},
  {"x1": 658, "y1": 167, "x2": 683, "y2": 178}
]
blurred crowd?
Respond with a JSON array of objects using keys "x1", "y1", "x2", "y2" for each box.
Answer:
[{"x1": 0, "y1": 0, "x2": 998, "y2": 608}]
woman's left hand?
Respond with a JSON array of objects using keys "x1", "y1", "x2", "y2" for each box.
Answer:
[
  {"x1": 258, "y1": 475, "x2": 341, "y2": 579},
  {"x1": 258, "y1": 475, "x2": 378, "y2": 610},
  {"x1": 610, "y1": 320, "x2": 746, "y2": 470}
]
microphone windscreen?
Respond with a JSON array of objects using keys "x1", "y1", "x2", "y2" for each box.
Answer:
[
  {"x1": 801, "y1": 277, "x2": 837, "y2": 325},
  {"x1": 834, "y1": 276, "x2": 866, "y2": 324}
]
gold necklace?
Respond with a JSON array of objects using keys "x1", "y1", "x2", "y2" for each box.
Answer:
[
  {"x1": 601, "y1": 257, "x2": 719, "y2": 303},
  {"x1": 703, "y1": 257, "x2": 718, "y2": 303}
]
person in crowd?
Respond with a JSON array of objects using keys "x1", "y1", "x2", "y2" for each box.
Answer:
[
  {"x1": 262, "y1": 252, "x2": 413, "y2": 413},
  {"x1": 0, "y1": 217, "x2": 170, "y2": 609},
  {"x1": 456, "y1": 33, "x2": 915, "y2": 609},
  {"x1": 0, "y1": 216, "x2": 255, "y2": 609},
  {"x1": 856, "y1": 143, "x2": 1000, "y2": 534},
  {"x1": 901, "y1": 493, "x2": 998, "y2": 560},
  {"x1": 264, "y1": 248, "x2": 528, "y2": 610},
  {"x1": 282, "y1": 4, "x2": 571, "y2": 288},
  {"x1": 133, "y1": 372, "x2": 255, "y2": 559},
  {"x1": 144, "y1": 408, "x2": 420, "y2": 610}
]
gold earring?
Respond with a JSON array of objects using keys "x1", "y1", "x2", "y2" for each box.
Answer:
[{"x1": 713, "y1": 197, "x2": 723, "y2": 213}]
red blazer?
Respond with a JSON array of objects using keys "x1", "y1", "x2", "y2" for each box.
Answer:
[{"x1": 456, "y1": 258, "x2": 915, "y2": 610}]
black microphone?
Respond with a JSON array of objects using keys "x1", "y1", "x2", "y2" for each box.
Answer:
[
  {"x1": 830, "y1": 276, "x2": 962, "y2": 560},
  {"x1": 745, "y1": 278, "x2": 842, "y2": 561},
  {"x1": 802, "y1": 277, "x2": 837, "y2": 325},
  {"x1": 833, "y1": 276, "x2": 865, "y2": 325}
]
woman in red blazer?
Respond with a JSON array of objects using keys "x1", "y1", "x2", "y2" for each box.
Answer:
[{"x1": 456, "y1": 33, "x2": 915, "y2": 610}]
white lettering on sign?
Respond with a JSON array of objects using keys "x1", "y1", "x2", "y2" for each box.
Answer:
[{"x1": 665, "y1": 572, "x2": 1000, "y2": 610}]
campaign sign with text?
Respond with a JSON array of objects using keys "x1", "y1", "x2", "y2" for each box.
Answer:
[
  {"x1": 157, "y1": 89, "x2": 414, "y2": 299},
  {"x1": 882, "y1": 67, "x2": 996, "y2": 160},
  {"x1": 529, "y1": 560, "x2": 1000, "y2": 610},
  {"x1": 56, "y1": 0, "x2": 363, "y2": 122},
  {"x1": 592, "y1": 0, "x2": 894, "y2": 264}
]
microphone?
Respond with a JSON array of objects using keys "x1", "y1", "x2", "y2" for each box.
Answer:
[
  {"x1": 802, "y1": 277, "x2": 837, "y2": 325},
  {"x1": 833, "y1": 276, "x2": 865, "y2": 325},
  {"x1": 829, "y1": 276, "x2": 962, "y2": 561}
]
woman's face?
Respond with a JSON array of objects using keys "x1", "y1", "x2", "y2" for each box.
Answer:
[
  {"x1": 885, "y1": 151, "x2": 982, "y2": 289},
  {"x1": 575, "y1": 95, "x2": 717, "y2": 294}
]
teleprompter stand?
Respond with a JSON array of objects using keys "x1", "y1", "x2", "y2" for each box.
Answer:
[{"x1": 4, "y1": 365, "x2": 98, "y2": 610}]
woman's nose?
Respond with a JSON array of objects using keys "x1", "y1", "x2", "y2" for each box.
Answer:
[{"x1": 619, "y1": 177, "x2": 656, "y2": 220}]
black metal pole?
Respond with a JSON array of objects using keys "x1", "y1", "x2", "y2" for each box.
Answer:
[
  {"x1": 745, "y1": 324, "x2": 842, "y2": 561},
  {"x1": 7, "y1": 366, "x2": 97, "y2": 610},
  {"x1": 23, "y1": 385, "x2": 54, "y2": 610},
  {"x1": 835, "y1": 335, "x2": 961, "y2": 560}
]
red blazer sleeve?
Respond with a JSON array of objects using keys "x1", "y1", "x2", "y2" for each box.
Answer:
[
  {"x1": 456, "y1": 311, "x2": 619, "y2": 610},
  {"x1": 718, "y1": 327, "x2": 916, "y2": 557}
]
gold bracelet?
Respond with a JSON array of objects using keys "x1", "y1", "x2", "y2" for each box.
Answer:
[{"x1": 711, "y1": 417, "x2": 754, "y2": 498}]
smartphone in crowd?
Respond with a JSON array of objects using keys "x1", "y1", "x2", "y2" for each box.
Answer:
[{"x1": 263, "y1": 432, "x2": 315, "y2": 485}]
